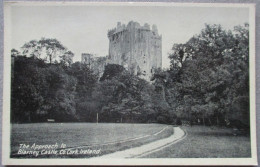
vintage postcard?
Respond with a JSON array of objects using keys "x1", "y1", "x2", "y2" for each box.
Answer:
[{"x1": 2, "y1": 1, "x2": 257, "y2": 165}]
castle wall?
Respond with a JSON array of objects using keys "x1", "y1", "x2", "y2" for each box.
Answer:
[
  {"x1": 82, "y1": 53, "x2": 107, "y2": 78},
  {"x1": 107, "y1": 21, "x2": 162, "y2": 81}
]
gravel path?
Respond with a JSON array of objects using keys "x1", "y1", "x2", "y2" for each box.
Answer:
[{"x1": 95, "y1": 127, "x2": 186, "y2": 158}]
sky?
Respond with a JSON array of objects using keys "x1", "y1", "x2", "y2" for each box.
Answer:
[{"x1": 10, "y1": 4, "x2": 249, "y2": 68}]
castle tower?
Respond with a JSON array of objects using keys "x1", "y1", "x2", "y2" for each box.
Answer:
[
  {"x1": 81, "y1": 53, "x2": 107, "y2": 78},
  {"x1": 107, "y1": 21, "x2": 162, "y2": 81},
  {"x1": 81, "y1": 53, "x2": 93, "y2": 66}
]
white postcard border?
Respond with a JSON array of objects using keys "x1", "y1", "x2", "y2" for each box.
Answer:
[{"x1": 2, "y1": 1, "x2": 257, "y2": 165}]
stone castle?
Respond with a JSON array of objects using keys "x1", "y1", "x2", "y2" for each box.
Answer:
[
  {"x1": 81, "y1": 53, "x2": 107, "y2": 77},
  {"x1": 107, "y1": 21, "x2": 162, "y2": 80},
  {"x1": 82, "y1": 21, "x2": 162, "y2": 81}
]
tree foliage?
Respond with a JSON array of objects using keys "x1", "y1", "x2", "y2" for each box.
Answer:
[
  {"x1": 167, "y1": 23, "x2": 249, "y2": 127},
  {"x1": 22, "y1": 38, "x2": 68, "y2": 64}
]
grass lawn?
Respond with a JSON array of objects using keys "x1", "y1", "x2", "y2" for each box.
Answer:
[
  {"x1": 143, "y1": 125, "x2": 251, "y2": 158},
  {"x1": 11, "y1": 123, "x2": 172, "y2": 158}
]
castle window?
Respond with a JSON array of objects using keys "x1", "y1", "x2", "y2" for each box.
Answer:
[
  {"x1": 144, "y1": 61, "x2": 146, "y2": 63},
  {"x1": 143, "y1": 71, "x2": 146, "y2": 73}
]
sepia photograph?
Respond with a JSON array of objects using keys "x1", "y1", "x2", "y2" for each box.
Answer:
[{"x1": 2, "y1": 1, "x2": 257, "y2": 165}]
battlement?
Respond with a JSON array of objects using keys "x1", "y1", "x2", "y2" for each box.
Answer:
[{"x1": 107, "y1": 21, "x2": 161, "y2": 38}]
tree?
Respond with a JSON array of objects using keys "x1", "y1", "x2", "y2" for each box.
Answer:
[
  {"x1": 11, "y1": 56, "x2": 48, "y2": 122},
  {"x1": 11, "y1": 49, "x2": 21, "y2": 57},
  {"x1": 169, "y1": 44, "x2": 192, "y2": 68},
  {"x1": 168, "y1": 23, "x2": 249, "y2": 127},
  {"x1": 68, "y1": 62, "x2": 98, "y2": 97},
  {"x1": 22, "y1": 40, "x2": 42, "y2": 58},
  {"x1": 38, "y1": 38, "x2": 66, "y2": 64},
  {"x1": 100, "y1": 64, "x2": 125, "y2": 81},
  {"x1": 22, "y1": 38, "x2": 67, "y2": 64},
  {"x1": 60, "y1": 50, "x2": 74, "y2": 67},
  {"x1": 44, "y1": 65, "x2": 78, "y2": 121},
  {"x1": 97, "y1": 64, "x2": 157, "y2": 123},
  {"x1": 67, "y1": 62, "x2": 98, "y2": 121},
  {"x1": 11, "y1": 55, "x2": 78, "y2": 123}
]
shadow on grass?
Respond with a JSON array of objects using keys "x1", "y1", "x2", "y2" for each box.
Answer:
[
  {"x1": 185, "y1": 126, "x2": 250, "y2": 137},
  {"x1": 193, "y1": 131, "x2": 237, "y2": 137}
]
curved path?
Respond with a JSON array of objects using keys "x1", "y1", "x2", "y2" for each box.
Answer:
[{"x1": 95, "y1": 127, "x2": 186, "y2": 158}]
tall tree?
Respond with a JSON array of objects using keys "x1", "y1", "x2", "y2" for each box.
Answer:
[
  {"x1": 38, "y1": 38, "x2": 66, "y2": 64},
  {"x1": 168, "y1": 23, "x2": 249, "y2": 127},
  {"x1": 22, "y1": 38, "x2": 67, "y2": 64}
]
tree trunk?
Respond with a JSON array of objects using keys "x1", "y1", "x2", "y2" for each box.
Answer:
[
  {"x1": 49, "y1": 55, "x2": 52, "y2": 64},
  {"x1": 203, "y1": 114, "x2": 205, "y2": 126},
  {"x1": 188, "y1": 108, "x2": 191, "y2": 126},
  {"x1": 208, "y1": 118, "x2": 212, "y2": 126},
  {"x1": 28, "y1": 112, "x2": 31, "y2": 123},
  {"x1": 161, "y1": 85, "x2": 166, "y2": 101}
]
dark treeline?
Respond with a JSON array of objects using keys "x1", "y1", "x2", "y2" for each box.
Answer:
[{"x1": 11, "y1": 24, "x2": 249, "y2": 129}]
